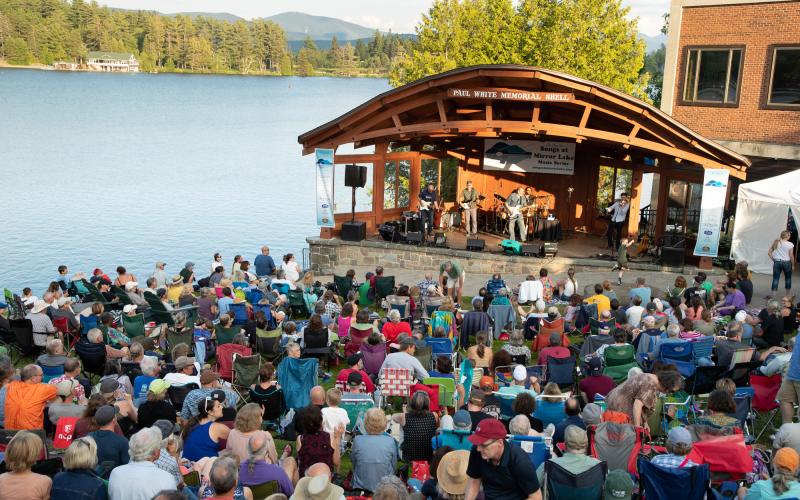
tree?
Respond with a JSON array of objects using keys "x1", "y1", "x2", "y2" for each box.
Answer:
[{"x1": 5, "y1": 36, "x2": 31, "y2": 64}]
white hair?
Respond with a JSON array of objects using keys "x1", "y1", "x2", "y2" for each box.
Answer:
[
  {"x1": 666, "y1": 324, "x2": 681, "y2": 338},
  {"x1": 535, "y1": 299, "x2": 546, "y2": 312},
  {"x1": 87, "y1": 328, "x2": 104, "y2": 343},
  {"x1": 46, "y1": 338, "x2": 62, "y2": 355},
  {"x1": 129, "y1": 427, "x2": 163, "y2": 462},
  {"x1": 140, "y1": 356, "x2": 160, "y2": 376},
  {"x1": 388, "y1": 309, "x2": 401, "y2": 322},
  {"x1": 509, "y1": 414, "x2": 531, "y2": 435},
  {"x1": 643, "y1": 316, "x2": 656, "y2": 328}
]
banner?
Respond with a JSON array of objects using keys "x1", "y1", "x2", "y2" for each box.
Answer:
[
  {"x1": 483, "y1": 139, "x2": 575, "y2": 175},
  {"x1": 315, "y1": 148, "x2": 335, "y2": 227},
  {"x1": 693, "y1": 169, "x2": 730, "y2": 257}
]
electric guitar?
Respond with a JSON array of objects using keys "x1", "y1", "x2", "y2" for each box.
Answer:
[
  {"x1": 419, "y1": 199, "x2": 434, "y2": 211},
  {"x1": 461, "y1": 202, "x2": 472, "y2": 210},
  {"x1": 505, "y1": 204, "x2": 522, "y2": 219}
]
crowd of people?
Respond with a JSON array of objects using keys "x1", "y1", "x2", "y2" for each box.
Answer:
[{"x1": 0, "y1": 243, "x2": 798, "y2": 500}]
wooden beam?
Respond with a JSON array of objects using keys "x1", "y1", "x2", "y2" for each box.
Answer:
[
  {"x1": 485, "y1": 103, "x2": 493, "y2": 126},
  {"x1": 436, "y1": 100, "x2": 448, "y2": 124},
  {"x1": 392, "y1": 114, "x2": 402, "y2": 129},
  {"x1": 531, "y1": 103, "x2": 541, "y2": 127},
  {"x1": 579, "y1": 106, "x2": 592, "y2": 129}
]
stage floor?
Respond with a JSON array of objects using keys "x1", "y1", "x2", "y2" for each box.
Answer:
[{"x1": 368, "y1": 228, "x2": 657, "y2": 263}]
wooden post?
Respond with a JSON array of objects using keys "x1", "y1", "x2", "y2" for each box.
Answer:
[{"x1": 628, "y1": 169, "x2": 643, "y2": 238}]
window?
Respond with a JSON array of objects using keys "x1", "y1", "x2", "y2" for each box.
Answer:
[
  {"x1": 333, "y1": 163, "x2": 373, "y2": 214},
  {"x1": 683, "y1": 48, "x2": 743, "y2": 104},
  {"x1": 384, "y1": 160, "x2": 410, "y2": 209},
  {"x1": 596, "y1": 166, "x2": 632, "y2": 210},
  {"x1": 767, "y1": 47, "x2": 800, "y2": 108},
  {"x1": 421, "y1": 158, "x2": 458, "y2": 203},
  {"x1": 666, "y1": 180, "x2": 702, "y2": 237}
]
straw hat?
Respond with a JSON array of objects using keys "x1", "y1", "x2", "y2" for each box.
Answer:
[
  {"x1": 171, "y1": 275, "x2": 183, "y2": 285},
  {"x1": 293, "y1": 474, "x2": 343, "y2": 500},
  {"x1": 31, "y1": 300, "x2": 49, "y2": 314},
  {"x1": 437, "y1": 450, "x2": 470, "y2": 495}
]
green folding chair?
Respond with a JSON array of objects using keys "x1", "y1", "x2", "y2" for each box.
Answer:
[
  {"x1": 255, "y1": 327, "x2": 283, "y2": 363},
  {"x1": 602, "y1": 344, "x2": 638, "y2": 383},
  {"x1": 216, "y1": 325, "x2": 242, "y2": 346},
  {"x1": 122, "y1": 313, "x2": 146, "y2": 338},
  {"x1": 166, "y1": 328, "x2": 193, "y2": 350},
  {"x1": 111, "y1": 286, "x2": 134, "y2": 306},
  {"x1": 249, "y1": 480, "x2": 279, "y2": 499},
  {"x1": 232, "y1": 353, "x2": 261, "y2": 404},
  {"x1": 375, "y1": 276, "x2": 396, "y2": 301},
  {"x1": 333, "y1": 275, "x2": 352, "y2": 302},
  {"x1": 424, "y1": 376, "x2": 457, "y2": 408},
  {"x1": 340, "y1": 397, "x2": 375, "y2": 433}
]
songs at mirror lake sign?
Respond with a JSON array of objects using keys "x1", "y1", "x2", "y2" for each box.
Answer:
[{"x1": 448, "y1": 88, "x2": 574, "y2": 102}]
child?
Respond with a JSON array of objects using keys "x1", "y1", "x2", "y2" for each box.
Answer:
[
  {"x1": 321, "y1": 387, "x2": 350, "y2": 468},
  {"x1": 611, "y1": 238, "x2": 635, "y2": 285},
  {"x1": 193, "y1": 318, "x2": 215, "y2": 364}
]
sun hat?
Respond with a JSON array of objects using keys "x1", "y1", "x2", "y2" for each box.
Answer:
[
  {"x1": 293, "y1": 473, "x2": 344, "y2": 500},
  {"x1": 148, "y1": 379, "x2": 171, "y2": 395},
  {"x1": 174, "y1": 356, "x2": 195, "y2": 370},
  {"x1": 124, "y1": 281, "x2": 139, "y2": 292},
  {"x1": 123, "y1": 304, "x2": 138, "y2": 314},
  {"x1": 171, "y1": 275, "x2": 183, "y2": 285},
  {"x1": 667, "y1": 426, "x2": 692, "y2": 447},
  {"x1": 94, "y1": 405, "x2": 118, "y2": 427},
  {"x1": 453, "y1": 410, "x2": 472, "y2": 430},
  {"x1": 775, "y1": 447, "x2": 800, "y2": 472},
  {"x1": 56, "y1": 379, "x2": 76, "y2": 397},
  {"x1": 467, "y1": 418, "x2": 507, "y2": 445},
  {"x1": 57, "y1": 296, "x2": 71, "y2": 307},
  {"x1": 31, "y1": 300, "x2": 49, "y2": 314},
  {"x1": 513, "y1": 364, "x2": 527, "y2": 381},
  {"x1": 437, "y1": 450, "x2": 470, "y2": 495},
  {"x1": 604, "y1": 469, "x2": 633, "y2": 499}
]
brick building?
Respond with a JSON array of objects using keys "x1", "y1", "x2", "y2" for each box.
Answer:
[{"x1": 662, "y1": 0, "x2": 800, "y2": 180}]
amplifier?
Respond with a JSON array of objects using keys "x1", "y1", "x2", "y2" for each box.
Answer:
[
  {"x1": 403, "y1": 214, "x2": 420, "y2": 233},
  {"x1": 661, "y1": 246, "x2": 685, "y2": 267},
  {"x1": 466, "y1": 238, "x2": 485, "y2": 251},
  {"x1": 341, "y1": 221, "x2": 366, "y2": 242},
  {"x1": 379, "y1": 222, "x2": 402, "y2": 243},
  {"x1": 521, "y1": 243, "x2": 542, "y2": 257},
  {"x1": 543, "y1": 242, "x2": 558, "y2": 257},
  {"x1": 405, "y1": 231, "x2": 423, "y2": 245}
]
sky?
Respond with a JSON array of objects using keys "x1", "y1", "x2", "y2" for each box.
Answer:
[{"x1": 98, "y1": 0, "x2": 670, "y2": 36}]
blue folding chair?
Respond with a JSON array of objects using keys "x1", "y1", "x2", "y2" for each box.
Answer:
[
  {"x1": 251, "y1": 304, "x2": 277, "y2": 329},
  {"x1": 507, "y1": 435, "x2": 551, "y2": 469},
  {"x1": 232, "y1": 281, "x2": 249, "y2": 289},
  {"x1": 81, "y1": 315, "x2": 98, "y2": 336},
  {"x1": 535, "y1": 398, "x2": 566, "y2": 427},
  {"x1": 39, "y1": 364, "x2": 64, "y2": 383},
  {"x1": 424, "y1": 337, "x2": 454, "y2": 355},
  {"x1": 638, "y1": 457, "x2": 710, "y2": 500},
  {"x1": 272, "y1": 283, "x2": 290, "y2": 296},
  {"x1": 658, "y1": 341, "x2": 696, "y2": 378},
  {"x1": 245, "y1": 288, "x2": 264, "y2": 305},
  {"x1": 497, "y1": 393, "x2": 516, "y2": 419},
  {"x1": 229, "y1": 303, "x2": 249, "y2": 326},
  {"x1": 276, "y1": 357, "x2": 319, "y2": 410},
  {"x1": 546, "y1": 356, "x2": 575, "y2": 390},
  {"x1": 432, "y1": 429, "x2": 473, "y2": 451},
  {"x1": 690, "y1": 336, "x2": 714, "y2": 365}
]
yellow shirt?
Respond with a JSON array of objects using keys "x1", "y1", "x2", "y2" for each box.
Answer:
[
  {"x1": 166, "y1": 284, "x2": 183, "y2": 304},
  {"x1": 585, "y1": 294, "x2": 611, "y2": 315}
]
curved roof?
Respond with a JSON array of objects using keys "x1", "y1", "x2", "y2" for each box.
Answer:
[{"x1": 298, "y1": 65, "x2": 749, "y2": 177}]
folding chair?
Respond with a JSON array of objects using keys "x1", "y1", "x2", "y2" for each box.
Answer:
[
  {"x1": 231, "y1": 353, "x2": 261, "y2": 404},
  {"x1": 507, "y1": 434, "x2": 552, "y2": 469},
  {"x1": 544, "y1": 460, "x2": 607, "y2": 500},
  {"x1": 277, "y1": 357, "x2": 319, "y2": 410},
  {"x1": 167, "y1": 383, "x2": 199, "y2": 413},
  {"x1": 730, "y1": 394, "x2": 754, "y2": 441},
  {"x1": 427, "y1": 310, "x2": 456, "y2": 342},
  {"x1": 252, "y1": 304, "x2": 277, "y2": 330},
  {"x1": 688, "y1": 365, "x2": 729, "y2": 396},
  {"x1": 638, "y1": 457, "x2": 710, "y2": 500},
  {"x1": 10, "y1": 318, "x2": 37, "y2": 358},
  {"x1": 690, "y1": 335, "x2": 714, "y2": 365},
  {"x1": 249, "y1": 480, "x2": 279, "y2": 498},
  {"x1": 216, "y1": 325, "x2": 242, "y2": 346},
  {"x1": 340, "y1": 396, "x2": 375, "y2": 434},
  {"x1": 750, "y1": 373, "x2": 782, "y2": 442},
  {"x1": 385, "y1": 295, "x2": 410, "y2": 321},
  {"x1": 111, "y1": 286, "x2": 134, "y2": 306},
  {"x1": 81, "y1": 314, "x2": 99, "y2": 336},
  {"x1": 333, "y1": 275, "x2": 352, "y2": 301},
  {"x1": 423, "y1": 376, "x2": 457, "y2": 408},
  {"x1": 166, "y1": 328, "x2": 193, "y2": 350},
  {"x1": 497, "y1": 392, "x2": 516, "y2": 420},
  {"x1": 245, "y1": 288, "x2": 264, "y2": 305},
  {"x1": 546, "y1": 355, "x2": 576, "y2": 391},
  {"x1": 432, "y1": 429, "x2": 473, "y2": 451},
  {"x1": 74, "y1": 339, "x2": 106, "y2": 383},
  {"x1": 375, "y1": 276, "x2": 396, "y2": 301},
  {"x1": 39, "y1": 364, "x2": 64, "y2": 383},
  {"x1": 658, "y1": 341, "x2": 696, "y2": 378},
  {"x1": 287, "y1": 290, "x2": 307, "y2": 318},
  {"x1": 534, "y1": 396, "x2": 567, "y2": 427},
  {"x1": 659, "y1": 393, "x2": 693, "y2": 435},
  {"x1": 255, "y1": 327, "x2": 283, "y2": 364},
  {"x1": 588, "y1": 422, "x2": 647, "y2": 474},
  {"x1": 494, "y1": 365, "x2": 514, "y2": 387},
  {"x1": 229, "y1": 303, "x2": 250, "y2": 326},
  {"x1": 217, "y1": 343, "x2": 253, "y2": 381},
  {"x1": 359, "y1": 341, "x2": 387, "y2": 377},
  {"x1": 602, "y1": 344, "x2": 637, "y2": 383},
  {"x1": 379, "y1": 367, "x2": 414, "y2": 406},
  {"x1": 413, "y1": 344, "x2": 432, "y2": 373}
]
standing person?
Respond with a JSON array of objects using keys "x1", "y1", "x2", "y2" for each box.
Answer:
[
  {"x1": 419, "y1": 182, "x2": 440, "y2": 238},
  {"x1": 210, "y1": 253, "x2": 223, "y2": 275},
  {"x1": 152, "y1": 262, "x2": 169, "y2": 289},
  {"x1": 254, "y1": 246, "x2": 276, "y2": 279},
  {"x1": 605, "y1": 192, "x2": 630, "y2": 251},
  {"x1": 769, "y1": 230, "x2": 795, "y2": 299},
  {"x1": 281, "y1": 254, "x2": 301, "y2": 284},
  {"x1": 439, "y1": 261, "x2": 465, "y2": 306},
  {"x1": 461, "y1": 180, "x2": 480, "y2": 237},
  {"x1": 465, "y1": 418, "x2": 542, "y2": 500},
  {"x1": 506, "y1": 187, "x2": 527, "y2": 242},
  {"x1": 611, "y1": 238, "x2": 635, "y2": 285}
]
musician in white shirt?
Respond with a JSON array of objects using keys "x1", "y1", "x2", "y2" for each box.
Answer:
[
  {"x1": 506, "y1": 187, "x2": 527, "y2": 242},
  {"x1": 461, "y1": 180, "x2": 480, "y2": 237},
  {"x1": 605, "y1": 192, "x2": 630, "y2": 251}
]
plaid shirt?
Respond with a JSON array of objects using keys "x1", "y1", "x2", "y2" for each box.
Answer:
[
  {"x1": 324, "y1": 301, "x2": 341, "y2": 317},
  {"x1": 650, "y1": 454, "x2": 696, "y2": 468},
  {"x1": 154, "y1": 448, "x2": 182, "y2": 484},
  {"x1": 49, "y1": 374, "x2": 86, "y2": 403},
  {"x1": 180, "y1": 387, "x2": 239, "y2": 420}
]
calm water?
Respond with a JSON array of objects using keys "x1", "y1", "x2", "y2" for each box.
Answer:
[{"x1": 0, "y1": 69, "x2": 390, "y2": 294}]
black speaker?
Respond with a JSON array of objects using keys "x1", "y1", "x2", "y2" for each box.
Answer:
[
  {"x1": 521, "y1": 243, "x2": 541, "y2": 256},
  {"x1": 344, "y1": 164, "x2": 367, "y2": 188},
  {"x1": 663, "y1": 233, "x2": 686, "y2": 248},
  {"x1": 466, "y1": 238, "x2": 485, "y2": 251},
  {"x1": 341, "y1": 221, "x2": 366, "y2": 242},
  {"x1": 661, "y1": 246, "x2": 685, "y2": 267},
  {"x1": 379, "y1": 222, "x2": 401, "y2": 243},
  {"x1": 405, "y1": 231, "x2": 423, "y2": 245},
  {"x1": 543, "y1": 242, "x2": 558, "y2": 257},
  {"x1": 434, "y1": 231, "x2": 448, "y2": 248}
]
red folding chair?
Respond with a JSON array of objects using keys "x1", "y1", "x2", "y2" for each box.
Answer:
[
  {"x1": 216, "y1": 343, "x2": 252, "y2": 381},
  {"x1": 409, "y1": 383, "x2": 440, "y2": 412},
  {"x1": 750, "y1": 373, "x2": 782, "y2": 442}
]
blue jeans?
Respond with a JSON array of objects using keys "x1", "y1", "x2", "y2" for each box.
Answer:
[
  {"x1": 420, "y1": 209, "x2": 435, "y2": 234},
  {"x1": 772, "y1": 260, "x2": 793, "y2": 291}
]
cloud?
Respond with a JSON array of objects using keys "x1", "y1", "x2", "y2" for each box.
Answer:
[{"x1": 622, "y1": 0, "x2": 670, "y2": 36}]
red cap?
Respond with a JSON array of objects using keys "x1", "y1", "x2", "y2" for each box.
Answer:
[{"x1": 467, "y1": 418, "x2": 506, "y2": 445}]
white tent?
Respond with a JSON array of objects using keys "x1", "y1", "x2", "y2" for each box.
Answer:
[{"x1": 730, "y1": 170, "x2": 800, "y2": 274}]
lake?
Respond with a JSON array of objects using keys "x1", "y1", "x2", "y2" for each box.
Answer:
[{"x1": 0, "y1": 69, "x2": 391, "y2": 294}]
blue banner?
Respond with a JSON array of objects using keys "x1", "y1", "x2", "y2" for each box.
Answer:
[
  {"x1": 315, "y1": 149, "x2": 335, "y2": 227},
  {"x1": 693, "y1": 169, "x2": 729, "y2": 257}
]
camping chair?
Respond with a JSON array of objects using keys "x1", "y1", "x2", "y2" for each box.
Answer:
[
  {"x1": 374, "y1": 276, "x2": 396, "y2": 302},
  {"x1": 494, "y1": 365, "x2": 514, "y2": 387},
  {"x1": 427, "y1": 310, "x2": 456, "y2": 341},
  {"x1": 340, "y1": 396, "x2": 375, "y2": 433},
  {"x1": 257, "y1": 387, "x2": 287, "y2": 428},
  {"x1": 423, "y1": 376, "x2": 457, "y2": 408},
  {"x1": 544, "y1": 460, "x2": 607, "y2": 500},
  {"x1": 657, "y1": 393, "x2": 693, "y2": 436},
  {"x1": 690, "y1": 335, "x2": 714, "y2": 365},
  {"x1": 578, "y1": 334, "x2": 615, "y2": 362},
  {"x1": 546, "y1": 355, "x2": 576, "y2": 391},
  {"x1": 166, "y1": 328, "x2": 193, "y2": 351},
  {"x1": 217, "y1": 343, "x2": 253, "y2": 381},
  {"x1": 231, "y1": 353, "x2": 261, "y2": 404},
  {"x1": 249, "y1": 480, "x2": 279, "y2": 498},
  {"x1": 423, "y1": 296, "x2": 444, "y2": 319},
  {"x1": 726, "y1": 348, "x2": 759, "y2": 387},
  {"x1": 111, "y1": 286, "x2": 134, "y2": 307},
  {"x1": 53, "y1": 416, "x2": 79, "y2": 450},
  {"x1": 508, "y1": 435, "x2": 552, "y2": 469},
  {"x1": 410, "y1": 383, "x2": 441, "y2": 412},
  {"x1": 497, "y1": 393, "x2": 516, "y2": 420},
  {"x1": 534, "y1": 396, "x2": 568, "y2": 427},
  {"x1": 750, "y1": 373, "x2": 782, "y2": 442},
  {"x1": 277, "y1": 357, "x2": 319, "y2": 410},
  {"x1": 255, "y1": 328, "x2": 283, "y2": 363},
  {"x1": 385, "y1": 295, "x2": 411, "y2": 321},
  {"x1": 460, "y1": 310, "x2": 490, "y2": 348},
  {"x1": 487, "y1": 304, "x2": 515, "y2": 341},
  {"x1": 287, "y1": 290, "x2": 307, "y2": 318},
  {"x1": 74, "y1": 339, "x2": 106, "y2": 383},
  {"x1": 688, "y1": 365, "x2": 729, "y2": 396},
  {"x1": 252, "y1": 303, "x2": 277, "y2": 329},
  {"x1": 216, "y1": 325, "x2": 242, "y2": 346},
  {"x1": 167, "y1": 383, "x2": 199, "y2": 413},
  {"x1": 658, "y1": 341, "x2": 696, "y2": 378},
  {"x1": 413, "y1": 344, "x2": 432, "y2": 373},
  {"x1": 229, "y1": 303, "x2": 250, "y2": 326},
  {"x1": 532, "y1": 331, "x2": 571, "y2": 353},
  {"x1": 10, "y1": 318, "x2": 37, "y2": 358},
  {"x1": 379, "y1": 367, "x2": 414, "y2": 406},
  {"x1": 638, "y1": 457, "x2": 710, "y2": 500},
  {"x1": 232, "y1": 281, "x2": 249, "y2": 290},
  {"x1": 333, "y1": 275, "x2": 352, "y2": 301},
  {"x1": 122, "y1": 313, "x2": 146, "y2": 338},
  {"x1": 432, "y1": 429, "x2": 473, "y2": 451},
  {"x1": 602, "y1": 344, "x2": 638, "y2": 383},
  {"x1": 80, "y1": 314, "x2": 99, "y2": 336},
  {"x1": 359, "y1": 341, "x2": 387, "y2": 377},
  {"x1": 588, "y1": 317, "x2": 613, "y2": 336},
  {"x1": 730, "y1": 394, "x2": 754, "y2": 441},
  {"x1": 588, "y1": 422, "x2": 648, "y2": 475},
  {"x1": 39, "y1": 364, "x2": 64, "y2": 383},
  {"x1": 245, "y1": 288, "x2": 264, "y2": 305}
]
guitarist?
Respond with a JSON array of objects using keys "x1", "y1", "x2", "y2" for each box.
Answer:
[
  {"x1": 505, "y1": 187, "x2": 527, "y2": 242},
  {"x1": 419, "y1": 182, "x2": 440, "y2": 238},
  {"x1": 460, "y1": 180, "x2": 480, "y2": 237}
]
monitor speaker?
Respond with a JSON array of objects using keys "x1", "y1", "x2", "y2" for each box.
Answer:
[
  {"x1": 661, "y1": 246, "x2": 685, "y2": 267},
  {"x1": 434, "y1": 231, "x2": 448, "y2": 248},
  {"x1": 466, "y1": 238, "x2": 485, "y2": 252},
  {"x1": 344, "y1": 164, "x2": 367, "y2": 188},
  {"x1": 521, "y1": 243, "x2": 542, "y2": 257},
  {"x1": 543, "y1": 242, "x2": 558, "y2": 257},
  {"x1": 341, "y1": 221, "x2": 366, "y2": 242},
  {"x1": 405, "y1": 231, "x2": 423, "y2": 245},
  {"x1": 379, "y1": 222, "x2": 402, "y2": 243}
]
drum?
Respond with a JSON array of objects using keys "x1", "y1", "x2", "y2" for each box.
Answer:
[{"x1": 449, "y1": 210, "x2": 462, "y2": 229}]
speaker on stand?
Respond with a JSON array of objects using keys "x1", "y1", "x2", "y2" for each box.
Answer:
[{"x1": 342, "y1": 164, "x2": 367, "y2": 242}]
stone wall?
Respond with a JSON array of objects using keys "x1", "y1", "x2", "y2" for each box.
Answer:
[{"x1": 307, "y1": 237, "x2": 674, "y2": 276}]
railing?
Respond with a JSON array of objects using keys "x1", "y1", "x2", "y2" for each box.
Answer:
[{"x1": 302, "y1": 247, "x2": 310, "y2": 272}]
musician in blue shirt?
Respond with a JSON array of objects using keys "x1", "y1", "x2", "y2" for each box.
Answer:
[
  {"x1": 506, "y1": 187, "x2": 526, "y2": 242},
  {"x1": 419, "y1": 183, "x2": 439, "y2": 236}
]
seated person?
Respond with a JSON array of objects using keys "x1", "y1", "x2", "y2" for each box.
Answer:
[
  {"x1": 486, "y1": 273, "x2": 507, "y2": 296},
  {"x1": 552, "y1": 397, "x2": 585, "y2": 446},
  {"x1": 491, "y1": 288, "x2": 511, "y2": 306},
  {"x1": 738, "y1": 447, "x2": 800, "y2": 499},
  {"x1": 537, "y1": 332, "x2": 571, "y2": 366},
  {"x1": 381, "y1": 309, "x2": 411, "y2": 343},
  {"x1": 650, "y1": 426, "x2": 697, "y2": 468},
  {"x1": 585, "y1": 284, "x2": 611, "y2": 316},
  {"x1": 652, "y1": 324, "x2": 687, "y2": 359},
  {"x1": 712, "y1": 283, "x2": 746, "y2": 317},
  {"x1": 466, "y1": 332, "x2": 493, "y2": 371},
  {"x1": 498, "y1": 365, "x2": 541, "y2": 397},
  {"x1": 591, "y1": 327, "x2": 631, "y2": 362},
  {"x1": 507, "y1": 392, "x2": 544, "y2": 434},
  {"x1": 335, "y1": 353, "x2": 376, "y2": 394},
  {"x1": 536, "y1": 425, "x2": 601, "y2": 484},
  {"x1": 695, "y1": 389, "x2": 740, "y2": 432},
  {"x1": 748, "y1": 300, "x2": 785, "y2": 349},
  {"x1": 501, "y1": 330, "x2": 531, "y2": 365},
  {"x1": 579, "y1": 357, "x2": 615, "y2": 403},
  {"x1": 429, "y1": 355, "x2": 456, "y2": 381},
  {"x1": 715, "y1": 321, "x2": 785, "y2": 368}
]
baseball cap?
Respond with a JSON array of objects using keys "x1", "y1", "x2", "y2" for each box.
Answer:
[
  {"x1": 346, "y1": 353, "x2": 362, "y2": 366},
  {"x1": 468, "y1": 389, "x2": 486, "y2": 407},
  {"x1": 99, "y1": 378, "x2": 119, "y2": 395},
  {"x1": 479, "y1": 375, "x2": 495, "y2": 391},
  {"x1": 453, "y1": 410, "x2": 472, "y2": 430},
  {"x1": 513, "y1": 365, "x2": 527, "y2": 381},
  {"x1": 467, "y1": 418, "x2": 507, "y2": 446},
  {"x1": 124, "y1": 281, "x2": 139, "y2": 292},
  {"x1": 645, "y1": 302, "x2": 657, "y2": 311},
  {"x1": 346, "y1": 371, "x2": 363, "y2": 387},
  {"x1": 152, "y1": 419, "x2": 179, "y2": 439},
  {"x1": 604, "y1": 470, "x2": 633, "y2": 499},
  {"x1": 94, "y1": 405, "x2": 118, "y2": 426},
  {"x1": 209, "y1": 389, "x2": 226, "y2": 403},
  {"x1": 775, "y1": 447, "x2": 800, "y2": 472},
  {"x1": 174, "y1": 356, "x2": 195, "y2": 370},
  {"x1": 588, "y1": 356, "x2": 603, "y2": 375},
  {"x1": 123, "y1": 304, "x2": 138, "y2": 314},
  {"x1": 581, "y1": 403, "x2": 602, "y2": 425},
  {"x1": 667, "y1": 426, "x2": 693, "y2": 447},
  {"x1": 148, "y1": 379, "x2": 171, "y2": 395},
  {"x1": 200, "y1": 369, "x2": 221, "y2": 385}
]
